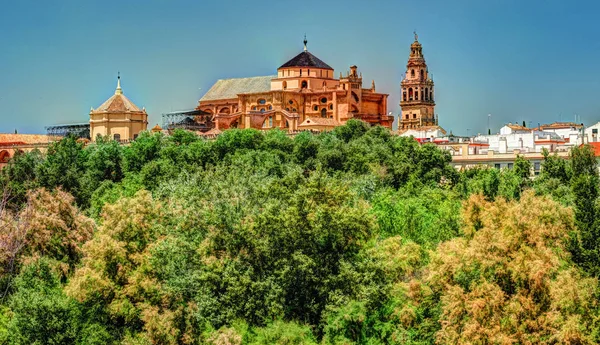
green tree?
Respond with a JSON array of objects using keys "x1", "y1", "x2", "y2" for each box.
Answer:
[
  {"x1": 568, "y1": 145, "x2": 600, "y2": 276},
  {"x1": 36, "y1": 135, "x2": 86, "y2": 203},
  {"x1": 540, "y1": 148, "x2": 571, "y2": 183},
  {"x1": 122, "y1": 131, "x2": 164, "y2": 173},
  {"x1": 79, "y1": 139, "x2": 124, "y2": 206},
  {"x1": 7, "y1": 258, "x2": 82, "y2": 345},
  {"x1": 0, "y1": 150, "x2": 43, "y2": 209}
]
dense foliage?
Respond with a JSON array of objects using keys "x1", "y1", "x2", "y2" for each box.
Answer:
[{"x1": 1, "y1": 120, "x2": 599, "y2": 344}]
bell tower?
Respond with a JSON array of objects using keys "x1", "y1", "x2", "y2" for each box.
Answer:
[{"x1": 399, "y1": 32, "x2": 436, "y2": 130}]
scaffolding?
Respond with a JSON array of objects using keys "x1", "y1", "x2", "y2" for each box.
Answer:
[
  {"x1": 45, "y1": 123, "x2": 90, "y2": 139},
  {"x1": 162, "y1": 109, "x2": 214, "y2": 133}
]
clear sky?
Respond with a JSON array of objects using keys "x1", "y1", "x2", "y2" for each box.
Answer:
[{"x1": 1, "y1": 0, "x2": 600, "y2": 135}]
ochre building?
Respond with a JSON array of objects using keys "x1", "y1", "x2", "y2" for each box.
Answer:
[
  {"x1": 399, "y1": 33, "x2": 437, "y2": 130},
  {"x1": 197, "y1": 39, "x2": 393, "y2": 131},
  {"x1": 90, "y1": 76, "x2": 148, "y2": 141}
]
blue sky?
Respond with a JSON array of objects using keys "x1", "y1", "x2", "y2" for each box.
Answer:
[{"x1": 1, "y1": 0, "x2": 600, "y2": 135}]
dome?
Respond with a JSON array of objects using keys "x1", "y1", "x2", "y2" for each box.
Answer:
[
  {"x1": 279, "y1": 51, "x2": 333, "y2": 70},
  {"x1": 91, "y1": 77, "x2": 145, "y2": 114}
]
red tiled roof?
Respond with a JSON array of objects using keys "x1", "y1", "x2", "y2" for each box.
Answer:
[
  {"x1": 92, "y1": 93, "x2": 144, "y2": 113},
  {"x1": 506, "y1": 124, "x2": 532, "y2": 131},
  {"x1": 0, "y1": 141, "x2": 27, "y2": 146},
  {"x1": 585, "y1": 142, "x2": 600, "y2": 156},
  {"x1": 540, "y1": 122, "x2": 583, "y2": 129}
]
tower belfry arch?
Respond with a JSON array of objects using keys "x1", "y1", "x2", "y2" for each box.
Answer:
[{"x1": 399, "y1": 33, "x2": 436, "y2": 130}]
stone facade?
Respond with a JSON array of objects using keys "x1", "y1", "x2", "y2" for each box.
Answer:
[
  {"x1": 399, "y1": 33, "x2": 437, "y2": 130},
  {"x1": 197, "y1": 39, "x2": 393, "y2": 131},
  {"x1": 89, "y1": 76, "x2": 148, "y2": 141}
]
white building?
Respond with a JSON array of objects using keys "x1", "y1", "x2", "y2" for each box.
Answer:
[{"x1": 585, "y1": 122, "x2": 600, "y2": 143}]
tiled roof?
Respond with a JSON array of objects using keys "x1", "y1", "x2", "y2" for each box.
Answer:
[
  {"x1": 299, "y1": 117, "x2": 340, "y2": 127},
  {"x1": 586, "y1": 142, "x2": 600, "y2": 156},
  {"x1": 506, "y1": 124, "x2": 531, "y2": 131},
  {"x1": 540, "y1": 122, "x2": 583, "y2": 129},
  {"x1": 279, "y1": 51, "x2": 333, "y2": 70},
  {"x1": 200, "y1": 128, "x2": 223, "y2": 136},
  {"x1": 92, "y1": 93, "x2": 144, "y2": 113},
  {"x1": 200, "y1": 76, "x2": 276, "y2": 102}
]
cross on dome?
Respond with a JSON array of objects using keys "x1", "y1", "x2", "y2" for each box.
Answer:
[
  {"x1": 115, "y1": 72, "x2": 123, "y2": 95},
  {"x1": 303, "y1": 34, "x2": 307, "y2": 51}
]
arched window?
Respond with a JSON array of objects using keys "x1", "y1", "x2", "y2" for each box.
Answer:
[
  {"x1": 322, "y1": 81, "x2": 326, "y2": 88},
  {"x1": 320, "y1": 97, "x2": 327, "y2": 104},
  {"x1": 114, "y1": 133, "x2": 121, "y2": 141},
  {"x1": 258, "y1": 99, "x2": 266, "y2": 105},
  {"x1": 413, "y1": 114, "x2": 417, "y2": 119},
  {"x1": 411, "y1": 69, "x2": 415, "y2": 77},
  {"x1": 420, "y1": 69, "x2": 424, "y2": 80},
  {"x1": 425, "y1": 87, "x2": 429, "y2": 100},
  {"x1": 268, "y1": 105, "x2": 272, "y2": 110},
  {"x1": 282, "y1": 81, "x2": 287, "y2": 90},
  {"x1": 0, "y1": 150, "x2": 10, "y2": 163},
  {"x1": 300, "y1": 69, "x2": 302, "y2": 76},
  {"x1": 408, "y1": 88, "x2": 413, "y2": 100},
  {"x1": 405, "y1": 114, "x2": 409, "y2": 119},
  {"x1": 269, "y1": 116, "x2": 273, "y2": 127},
  {"x1": 301, "y1": 80, "x2": 307, "y2": 89},
  {"x1": 313, "y1": 105, "x2": 318, "y2": 111},
  {"x1": 415, "y1": 91, "x2": 419, "y2": 100},
  {"x1": 329, "y1": 104, "x2": 333, "y2": 110},
  {"x1": 284, "y1": 120, "x2": 289, "y2": 128},
  {"x1": 403, "y1": 91, "x2": 407, "y2": 101},
  {"x1": 321, "y1": 108, "x2": 327, "y2": 118},
  {"x1": 308, "y1": 69, "x2": 310, "y2": 76},
  {"x1": 430, "y1": 91, "x2": 433, "y2": 101}
]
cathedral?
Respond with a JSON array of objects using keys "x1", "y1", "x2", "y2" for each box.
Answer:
[
  {"x1": 399, "y1": 33, "x2": 437, "y2": 130},
  {"x1": 197, "y1": 38, "x2": 393, "y2": 131}
]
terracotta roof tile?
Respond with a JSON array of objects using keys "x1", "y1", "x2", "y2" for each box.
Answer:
[
  {"x1": 92, "y1": 93, "x2": 144, "y2": 113},
  {"x1": 585, "y1": 142, "x2": 600, "y2": 156},
  {"x1": 540, "y1": 122, "x2": 583, "y2": 129},
  {"x1": 506, "y1": 124, "x2": 531, "y2": 131}
]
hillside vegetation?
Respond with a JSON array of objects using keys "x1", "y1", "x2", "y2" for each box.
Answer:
[{"x1": 1, "y1": 120, "x2": 600, "y2": 344}]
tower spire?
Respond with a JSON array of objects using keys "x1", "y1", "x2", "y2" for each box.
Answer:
[
  {"x1": 303, "y1": 34, "x2": 307, "y2": 51},
  {"x1": 115, "y1": 72, "x2": 123, "y2": 95}
]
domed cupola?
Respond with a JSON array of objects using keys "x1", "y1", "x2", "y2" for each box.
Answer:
[{"x1": 279, "y1": 37, "x2": 333, "y2": 70}]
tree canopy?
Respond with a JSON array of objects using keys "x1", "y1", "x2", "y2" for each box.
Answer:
[{"x1": 1, "y1": 121, "x2": 599, "y2": 344}]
